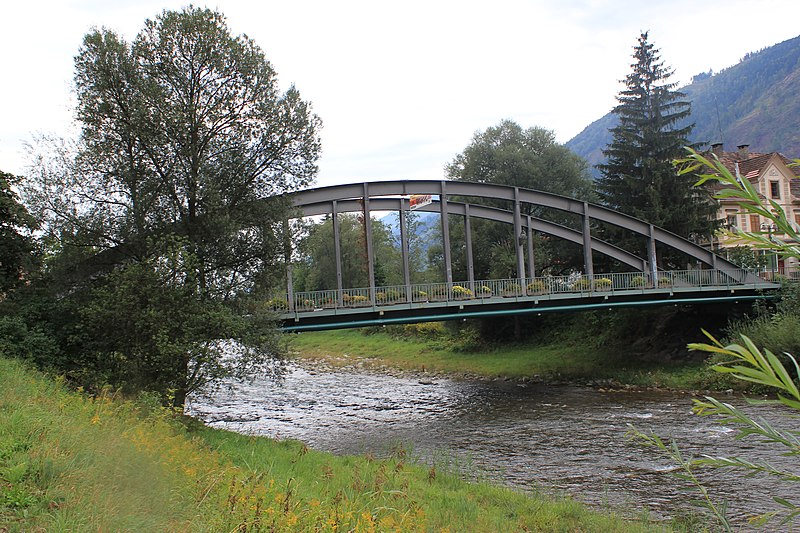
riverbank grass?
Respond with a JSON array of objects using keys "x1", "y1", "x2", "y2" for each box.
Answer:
[
  {"x1": 0, "y1": 356, "x2": 664, "y2": 531},
  {"x1": 289, "y1": 328, "x2": 715, "y2": 390}
]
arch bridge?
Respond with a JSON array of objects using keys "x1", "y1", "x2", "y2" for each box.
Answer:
[{"x1": 273, "y1": 180, "x2": 776, "y2": 331}]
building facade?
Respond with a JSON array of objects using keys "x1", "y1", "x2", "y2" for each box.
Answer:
[{"x1": 706, "y1": 143, "x2": 800, "y2": 278}]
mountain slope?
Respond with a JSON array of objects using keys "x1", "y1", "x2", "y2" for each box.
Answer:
[{"x1": 568, "y1": 34, "x2": 800, "y2": 174}]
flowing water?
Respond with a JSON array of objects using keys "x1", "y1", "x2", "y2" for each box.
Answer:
[{"x1": 188, "y1": 359, "x2": 800, "y2": 526}]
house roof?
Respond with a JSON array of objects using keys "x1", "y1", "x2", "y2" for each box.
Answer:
[
  {"x1": 715, "y1": 150, "x2": 800, "y2": 179},
  {"x1": 701, "y1": 146, "x2": 800, "y2": 201}
]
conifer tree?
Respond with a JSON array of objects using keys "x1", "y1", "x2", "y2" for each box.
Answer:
[{"x1": 597, "y1": 32, "x2": 717, "y2": 247}]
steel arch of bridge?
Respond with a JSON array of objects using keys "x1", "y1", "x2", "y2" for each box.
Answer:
[{"x1": 286, "y1": 180, "x2": 748, "y2": 307}]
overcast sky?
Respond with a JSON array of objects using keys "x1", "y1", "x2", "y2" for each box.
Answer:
[{"x1": 2, "y1": 0, "x2": 799, "y2": 187}]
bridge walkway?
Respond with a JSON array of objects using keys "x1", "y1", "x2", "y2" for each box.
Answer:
[{"x1": 273, "y1": 269, "x2": 778, "y2": 332}]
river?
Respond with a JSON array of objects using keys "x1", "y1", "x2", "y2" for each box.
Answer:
[{"x1": 187, "y1": 359, "x2": 799, "y2": 527}]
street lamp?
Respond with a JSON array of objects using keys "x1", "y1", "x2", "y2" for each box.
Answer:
[{"x1": 760, "y1": 222, "x2": 778, "y2": 279}]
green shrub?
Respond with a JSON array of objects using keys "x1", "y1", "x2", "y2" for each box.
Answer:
[
  {"x1": 502, "y1": 283, "x2": 521, "y2": 296},
  {"x1": 629, "y1": 276, "x2": 647, "y2": 288},
  {"x1": 451, "y1": 285, "x2": 473, "y2": 298},
  {"x1": 401, "y1": 321, "x2": 447, "y2": 339},
  {"x1": 412, "y1": 290, "x2": 428, "y2": 301},
  {"x1": 571, "y1": 278, "x2": 591, "y2": 291},
  {"x1": 429, "y1": 286, "x2": 448, "y2": 300},
  {"x1": 0, "y1": 316, "x2": 59, "y2": 363},
  {"x1": 594, "y1": 278, "x2": 612, "y2": 290},
  {"x1": 445, "y1": 326, "x2": 485, "y2": 352},
  {"x1": 527, "y1": 280, "x2": 548, "y2": 294},
  {"x1": 475, "y1": 285, "x2": 492, "y2": 297},
  {"x1": 726, "y1": 313, "x2": 800, "y2": 362},
  {"x1": 266, "y1": 297, "x2": 289, "y2": 311},
  {"x1": 657, "y1": 277, "x2": 672, "y2": 288},
  {"x1": 343, "y1": 294, "x2": 369, "y2": 305},
  {"x1": 384, "y1": 289, "x2": 403, "y2": 302}
]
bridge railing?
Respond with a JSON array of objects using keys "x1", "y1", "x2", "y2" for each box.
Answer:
[{"x1": 269, "y1": 268, "x2": 774, "y2": 314}]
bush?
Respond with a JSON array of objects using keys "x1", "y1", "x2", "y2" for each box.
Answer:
[
  {"x1": 451, "y1": 285, "x2": 473, "y2": 298},
  {"x1": 412, "y1": 290, "x2": 428, "y2": 301},
  {"x1": 384, "y1": 289, "x2": 403, "y2": 302},
  {"x1": 657, "y1": 277, "x2": 672, "y2": 288},
  {"x1": 446, "y1": 326, "x2": 485, "y2": 352},
  {"x1": 527, "y1": 280, "x2": 548, "y2": 294},
  {"x1": 0, "y1": 315, "x2": 59, "y2": 363},
  {"x1": 502, "y1": 283, "x2": 521, "y2": 296},
  {"x1": 629, "y1": 276, "x2": 647, "y2": 288},
  {"x1": 429, "y1": 286, "x2": 448, "y2": 300},
  {"x1": 343, "y1": 294, "x2": 369, "y2": 306},
  {"x1": 594, "y1": 278, "x2": 612, "y2": 290},
  {"x1": 266, "y1": 297, "x2": 288, "y2": 311},
  {"x1": 726, "y1": 313, "x2": 800, "y2": 362},
  {"x1": 475, "y1": 285, "x2": 492, "y2": 297},
  {"x1": 401, "y1": 321, "x2": 446, "y2": 339},
  {"x1": 571, "y1": 278, "x2": 591, "y2": 291}
]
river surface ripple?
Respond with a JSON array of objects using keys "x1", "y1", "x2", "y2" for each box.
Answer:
[{"x1": 187, "y1": 360, "x2": 800, "y2": 525}]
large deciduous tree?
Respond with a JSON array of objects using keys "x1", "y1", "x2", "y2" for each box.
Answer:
[
  {"x1": 23, "y1": 7, "x2": 321, "y2": 405},
  {"x1": 0, "y1": 171, "x2": 37, "y2": 294},
  {"x1": 447, "y1": 120, "x2": 594, "y2": 198},
  {"x1": 596, "y1": 32, "x2": 717, "y2": 253},
  {"x1": 293, "y1": 215, "x2": 402, "y2": 292},
  {"x1": 445, "y1": 120, "x2": 594, "y2": 278}
]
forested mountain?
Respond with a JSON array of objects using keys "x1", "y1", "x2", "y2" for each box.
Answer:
[{"x1": 567, "y1": 34, "x2": 800, "y2": 175}]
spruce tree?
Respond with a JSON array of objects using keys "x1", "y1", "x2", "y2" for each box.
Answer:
[{"x1": 597, "y1": 32, "x2": 717, "y2": 246}]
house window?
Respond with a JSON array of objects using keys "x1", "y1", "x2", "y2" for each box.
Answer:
[
  {"x1": 770, "y1": 180, "x2": 781, "y2": 199},
  {"x1": 750, "y1": 215, "x2": 760, "y2": 232},
  {"x1": 725, "y1": 210, "x2": 737, "y2": 228}
]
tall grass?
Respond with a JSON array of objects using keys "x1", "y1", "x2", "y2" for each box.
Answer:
[
  {"x1": 726, "y1": 313, "x2": 800, "y2": 360},
  {"x1": 0, "y1": 356, "x2": 665, "y2": 531}
]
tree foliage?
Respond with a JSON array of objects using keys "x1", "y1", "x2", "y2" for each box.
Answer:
[
  {"x1": 28, "y1": 7, "x2": 320, "y2": 290},
  {"x1": 74, "y1": 243, "x2": 285, "y2": 404},
  {"x1": 724, "y1": 245, "x2": 768, "y2": 270},
  {"x1": 21, "y1": 7, "x2": 321, "y2": 405},
  {"x1": 447, "y1": 120, "x2": 594, "y2": 199},
  {"x1": 0, "y1": 171, "x2": 37, "y2": 294},
  {"x1": 445, "y1": 120, "x2": 594, "y2": 278},
  {"x1": 293, "y1": 214, "x2": 402, "y2": 292},
  {"x1": 597, "y1": 32, "x2": 717, "y2": 246}
]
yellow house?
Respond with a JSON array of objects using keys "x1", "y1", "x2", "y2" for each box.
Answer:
[{"x1": 706, "y1": 143, "x2": 800, "y2": 277}]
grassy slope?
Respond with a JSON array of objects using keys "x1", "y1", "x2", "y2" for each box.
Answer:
[
  {"x1": 0, "y1": 357, "x2": 665, "y2": 532},
  {"x1": 289, "y1": 329, "x2": 717, "y2": 390}
]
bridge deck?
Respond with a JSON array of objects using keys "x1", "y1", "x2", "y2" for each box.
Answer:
[{"x1": 274, "y1": 269, "x2": 779, "y2": 332}]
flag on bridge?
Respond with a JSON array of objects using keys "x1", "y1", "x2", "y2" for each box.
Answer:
[{"x1": 409, "y1": 194, "x2": 432, "y2": 210}]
